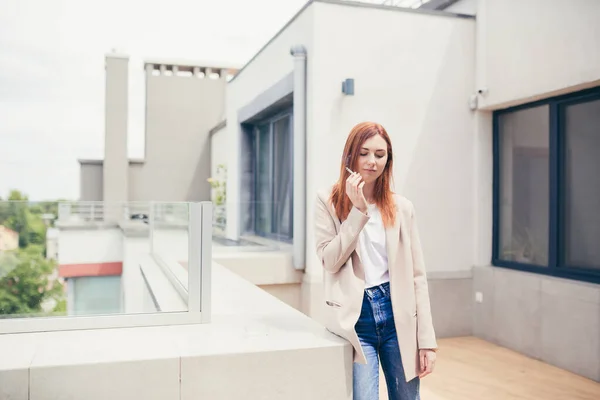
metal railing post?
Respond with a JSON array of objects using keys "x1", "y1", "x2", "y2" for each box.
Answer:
[
  {"x1": 200, "y1": 202, "x2": 212, "y2": 323},
  {"x1": 188, "y1": 203, "x2": 201, "y2": 313},
  {"x1": 187, "y1": 202, "x2": 211, "y2": 322}
]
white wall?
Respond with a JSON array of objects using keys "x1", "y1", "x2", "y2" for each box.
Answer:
[
  {"x1": 103, "y1": 55, "x2": 129, "y2": 215},
  {"x1": 79, "y1": 163, "x2": 103, "y2": 201},
  {"x1": 473, "y1": 111, "x2": 493, "y2": 267},
  {"x1": 58, "y1": 229, "x2": 123, "y2": 265},
  {"x1": 477, "y1": 0, "x2": 600, "y2": 109},
  {"x1": 46, "y1": 238, "x2": 58, "y2": 261},
  {"x1": 130, "y1": 67, "x2": 226, "y2": 202},
  {"x1": 224, "y1": 3, "x2": 315, "y2": 240},
  {"x1": 305, "y1": 2, "x2": 476, "y2": 277}
]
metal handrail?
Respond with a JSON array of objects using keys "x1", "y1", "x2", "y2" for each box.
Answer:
[{"x1": 57, "y1": 201, "x2": 189, "y2": 225}]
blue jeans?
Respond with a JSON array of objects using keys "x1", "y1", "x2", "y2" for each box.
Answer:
[{"x1": 353, "y1": 282, "x2": 420, "y2": 400}]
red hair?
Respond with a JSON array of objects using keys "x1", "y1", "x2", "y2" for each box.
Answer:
[{"x1": 329, "y1": 122, "x2": 396, "y2": 227}]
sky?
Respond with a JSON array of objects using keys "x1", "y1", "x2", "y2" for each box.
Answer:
[{"x1": 0, "y1": 0, "x2": 308, "y2": 201}]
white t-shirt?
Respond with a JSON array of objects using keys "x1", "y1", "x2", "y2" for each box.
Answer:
[{"x1": 358, "y1": 203, "x2": 389, "y2": 288}]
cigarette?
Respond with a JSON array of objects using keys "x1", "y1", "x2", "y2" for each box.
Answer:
[{"x1": 345, "y1": 166, "x2": 355, "y2": 174}]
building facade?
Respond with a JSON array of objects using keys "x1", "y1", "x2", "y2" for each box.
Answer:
[
  {"x1": 211, "y1": 0, "x2": 600, "y2": 382},
  {"x1": 55, "y1": 0, "x2": 600, "y2": 383}
]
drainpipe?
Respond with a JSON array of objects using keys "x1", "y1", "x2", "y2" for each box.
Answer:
[{"x1": 290, "y1": 45, "x2": 307, "y2": 270}]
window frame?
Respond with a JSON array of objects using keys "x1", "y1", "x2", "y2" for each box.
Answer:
[
  {"x1": 492, "y1": 86, "x2": 600, "y2": 285},
  {"x1": 251, "y1": 109, "x2": 294, "y2": 243}
]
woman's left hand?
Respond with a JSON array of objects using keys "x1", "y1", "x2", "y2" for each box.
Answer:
[{"x1": 418, "y1": 349, "x2": 436, "y2": 378}]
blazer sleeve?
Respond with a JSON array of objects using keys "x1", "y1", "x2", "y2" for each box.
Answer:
[
  {"x1": 410, "y1": 203, "x2": 438, "y2": 350},
  {"x1": 314, "y1": 194, "x2": 370, "y2": 274}
]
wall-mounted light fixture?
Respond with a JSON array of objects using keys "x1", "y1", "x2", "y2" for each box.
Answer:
[{"x1": 342, "y1": 78, "x2": 354, "y2": 96}]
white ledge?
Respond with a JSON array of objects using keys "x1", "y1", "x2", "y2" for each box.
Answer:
[
  {"x1": 0, "y1": 262, "x2": 350, "y2": 400},
  {"x1": 139, "y1": 255, "x2": 187, "y2": 312}
]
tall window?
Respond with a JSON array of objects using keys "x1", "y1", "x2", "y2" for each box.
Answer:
[
  {"x1": 493, "y1": 87, "x2": 600, "y2": 283},
  {"x1": 254, "y1": 112, "x2": 293, "y2": 241}
]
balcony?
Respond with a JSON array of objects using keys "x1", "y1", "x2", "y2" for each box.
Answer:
[{"x1": 1, "y1": 200, "x2": 599, "y2": 399}]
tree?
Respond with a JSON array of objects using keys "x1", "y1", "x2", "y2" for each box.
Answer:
[
  {"x1": 0, "y1": 190, "x2": 66, "y2": 317},
  {"x1": 0, "y1": 245, "x2": 65, "y2": 316},
  {"x1": 0, "y1": 196, "x2": 9, "y2": 225},
  {"x1": 0, "y1": 190, "x2": 47, "y2": 248}
]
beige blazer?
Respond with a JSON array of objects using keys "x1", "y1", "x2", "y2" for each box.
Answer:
[{"x1": 314, "y1": 188, "x2": 437, "y2": 382}]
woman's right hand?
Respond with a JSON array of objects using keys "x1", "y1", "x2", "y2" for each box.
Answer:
[{"x1": 346, "y1": 172, "x2": 368, "y2": 213}]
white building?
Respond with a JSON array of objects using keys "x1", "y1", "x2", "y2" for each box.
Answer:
[
  {"x1": 62, "y1": 0, "x2": 600, "y2": 383},
  {"x1": 45, "y1": 227, "x2": 59, "y2": 261},
  {"x1": 212, "y1": 0, "x2": 600, "y2": 381}
]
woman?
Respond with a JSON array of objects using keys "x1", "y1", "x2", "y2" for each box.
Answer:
[{"x1": 314, "y1": 122, "x2": 437, "y2": 400}]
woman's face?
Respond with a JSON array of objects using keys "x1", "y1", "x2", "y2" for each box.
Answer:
[{"x1": 355, "y1": 134, "x2": 388, "y2": 184}]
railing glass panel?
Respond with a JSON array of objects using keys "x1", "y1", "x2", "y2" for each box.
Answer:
[{"x1": 0, "y1": 200, "x2": 211, "y2": 333}]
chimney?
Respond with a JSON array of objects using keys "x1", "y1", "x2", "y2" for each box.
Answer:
[{"x1": 103, "y1": 53, "x2": 129, "y2": 220}]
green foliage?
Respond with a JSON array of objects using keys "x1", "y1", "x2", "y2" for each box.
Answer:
[
  {"x1": 0, "y1": 190, "x2": 48, "y2": 248},
  {"x1": 53, "y1": 298, "x2": 67, "y2": 314},
  {"x1": 29, "y1": 201, "x2": 61, "y2": 228},
  {"x1": 0, "y1": 247, "x2": 64, "y2": 316},
  {"x1": 207, "y1": 164, "x2": 227, "y2": 206},
  {"x1": 0, "y1": 199, "x2": 9, "y2": 224},
  {"x1": 207, "y1": 164, "x2": 227, "y2": 230},
  {"x1": 0, "y1": 189, "x2": 66, "y2": 316}
]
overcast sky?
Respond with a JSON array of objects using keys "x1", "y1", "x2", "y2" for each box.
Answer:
[{"x1": 0, "y1": 0, "x2": 307, "y2": 200}]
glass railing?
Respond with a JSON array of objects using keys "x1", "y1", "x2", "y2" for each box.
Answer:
[
  {"x1": 0, "y1": 200, "x2": 211, "y2": 334},
  {"x1": 149, "y1": 202, "x2": 190, "y2": 293},
  {"x1": 210, "y1": 200, "x2": 293, "y2": 248},
  {"x1": 0, "y1": 197, "x2": 298, "y2": 333}
]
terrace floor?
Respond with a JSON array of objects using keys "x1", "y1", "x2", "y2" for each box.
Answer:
[{"x1": 379, "y1": 336, "x2": 600, "y2": 400}]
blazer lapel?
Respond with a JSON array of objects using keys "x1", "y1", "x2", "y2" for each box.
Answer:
[
  {"x1": 328, "y1": 203, "x2": 366, "y2": 280},
  {"x1": 386, "y1": 201, "x2": 401, "y2": 269},
  {"x1": 385, "y1": 223, "x2": 399, "y2": 269}
]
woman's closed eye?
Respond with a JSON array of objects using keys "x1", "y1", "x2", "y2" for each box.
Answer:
[{"x1": 360, "y1": 153, "x2": 385, "y2": 158}]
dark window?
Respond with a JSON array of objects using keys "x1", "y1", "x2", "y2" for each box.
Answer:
[
  {"x1": 253, "y1": 112, "x2": 293, "y2": 241},
  {"x1": 497, "y1": 105, "x2": 550, "y2": 266},
  {"x1": 561, "y1": 98, "x2": 600, "y2": 271},
  {"x1": 493, "y1": 87, "x2": 600, "y2": 283}
]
